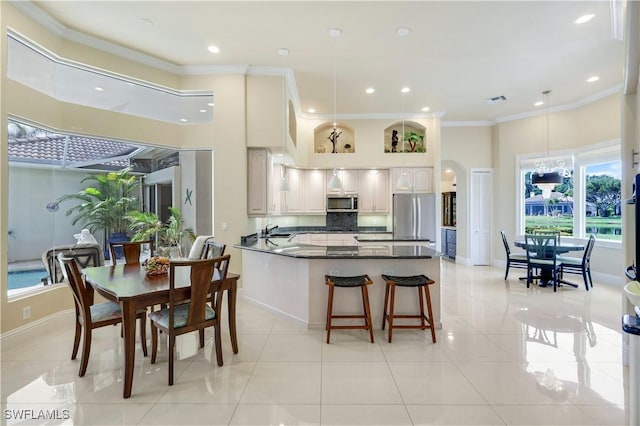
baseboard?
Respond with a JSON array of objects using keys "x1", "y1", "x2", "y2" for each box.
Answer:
[
  {"x1": 1, "y1": 309, "x2": 74, "y2": 345},
  {"x1": 239, "y1": 292, "x2": 309, "y2": 328}
]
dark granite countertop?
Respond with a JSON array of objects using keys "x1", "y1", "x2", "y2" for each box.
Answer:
[
  {"x1": 355, "y1": 235, "x2": 431, "y2": 242},
  {"x1": 235, "y1": 238, "x2": 440, "y2": 259}
]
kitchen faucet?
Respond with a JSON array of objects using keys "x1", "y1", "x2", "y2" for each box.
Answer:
[{"x1": 264, "y1": 224, "x2": 279, "y2": 236}]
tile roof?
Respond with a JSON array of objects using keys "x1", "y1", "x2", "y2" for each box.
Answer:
[{"x1": 8, "y1": 133, "x2": 136, "y2": 169}]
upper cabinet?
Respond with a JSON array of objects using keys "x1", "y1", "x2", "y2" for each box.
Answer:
[
  {"x1": 326, "y1": 169, "x2": 358, "y2": 194},
  {"x1": 281, "y1": 168, "x2": 326, "y2": 214},
  {"x1": 281, "y1": 168, "x2": 304, "y2": 213},
  {"x1": 304, "y1": 169, "x2": 327, "y2": 213},
  {"x1": 358, "y1": 169, "x2": 389, "y2": 213},
  {"x1": 247, "y1": 148, "x2": 270, "y2": 216},
  {"x1": 391, "y1": 167, "x2": 434, "y2": 193}
]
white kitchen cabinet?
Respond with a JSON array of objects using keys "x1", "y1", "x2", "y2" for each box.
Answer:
[
  {"x1": 326, "y1": 169, "x2": 358, "y2": 194},
  {"x1": 304, "y1": 169, "x2": 327, "y2": 213},
  {"x1": 358, "y1": 169, "x2": 389, "y2": 213},
  {"x1": 247, "y1": 148, "x2": 270, "y2": 216},
  {"x1": 391, "y1": 167, "x2": 434, "y2": 193},
  {"x1": 281, "y1": 168, "x2": 303, "y2": 213}
]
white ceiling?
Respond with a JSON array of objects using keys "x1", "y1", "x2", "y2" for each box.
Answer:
[{"x1": 22, "y1": 1, "x2": 625, "y2": 123}]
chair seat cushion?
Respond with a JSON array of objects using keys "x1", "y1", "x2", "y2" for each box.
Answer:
[
  {"x1": 528, "y1": 259, "x2": 557, "y2": 267},
  {"x1": 557, "y1": 256, "x2": 581, "y2": 266},
  {"x1": 509, "y1": 254, "x2": 528, "y2": 261},
  {"x1": 90, "y1": 301, "x2": 122, "y2": 322},
  {"x1": 381, "y1": 274, "x2": 434, "y2": 287},
  {"x1": 148, "y1": 303, "x2": 216, "y2": 329},
  {"x1": 326, "y1": 275, "x2": 370, "y2": 287}
]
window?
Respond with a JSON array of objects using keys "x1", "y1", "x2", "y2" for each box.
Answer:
[
  {"x1": 517, "y1": 140, "x2": 621, "y2": 243},
  {"x1": 522, "y1": 168, "x2": 574, "y2": 236},
  {"x1": 584, "y1": 161, "x2": 621, "y2": 241}
]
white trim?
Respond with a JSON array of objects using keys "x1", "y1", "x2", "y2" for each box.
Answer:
[{"x1": 0, "y1": 309, "x2": 73, "y2": 343}]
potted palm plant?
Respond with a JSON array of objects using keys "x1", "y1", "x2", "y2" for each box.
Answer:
[
  {"x1": 403, "y1": 131, "x2": 425, "y2": 152},
  {"x1": 127, "y1": 207, "x2": 195, "y2": 258},
  {"x1": 56, "y1": 168, "x2": 139, "y2": 259}
]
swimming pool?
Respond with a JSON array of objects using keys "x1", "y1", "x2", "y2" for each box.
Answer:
[{"x1": 8, "y1": 269, "x2": 48, "y2": 290}]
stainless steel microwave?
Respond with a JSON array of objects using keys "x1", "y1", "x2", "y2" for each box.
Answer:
[{"x1": 327, "y1": 195, "x2": 358, "y2": 212}]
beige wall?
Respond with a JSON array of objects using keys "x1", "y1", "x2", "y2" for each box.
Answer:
[
  {"x1": 493, "y1": 95, "x2": 622, "y2": 280},
  {"x1": 441, "y1": 126, "x2": 493, "y2": 261}
]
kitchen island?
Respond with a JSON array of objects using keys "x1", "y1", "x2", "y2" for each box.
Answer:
[{"x1": 236, "y1": 236, "x2": 442, "y2": 330}]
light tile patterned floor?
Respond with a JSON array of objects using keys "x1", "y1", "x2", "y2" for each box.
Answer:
[{"x1": 0, "y1": 261, "x2": 632, "y2": 425}]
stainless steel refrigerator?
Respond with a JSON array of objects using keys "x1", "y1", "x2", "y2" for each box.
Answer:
[{"x1": 393, "y1": 193, "x2": 436, "y2": 240}]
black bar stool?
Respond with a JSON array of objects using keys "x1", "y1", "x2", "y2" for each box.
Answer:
[
  {"x1": 381, "y1": 274, "x2": 436, "y2": 343},
  {"x1": 324, "y1": 274, "x2": 374, "y2": 344}
]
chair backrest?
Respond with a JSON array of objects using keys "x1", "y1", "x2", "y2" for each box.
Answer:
[
  {"x1": 582, "y1": 234, "x2": 596, "y2": 265},
  {"x1": 109, "y1": 240, "x2": 154, "y2": 264},
  {"x1": 188, "y1": 235, "x2": 214, "y2": 260},
  {"x1": 44, "y1": 244, "x2": 103, "y2": 283},
  {"x1": 58, "y1": 254, "x2": 91, "y2": 322},
  {"x1": 167, "y1": 255, "x2": 231, "y2": 330},
  {"x1": 532, "y1": 229, "x2": 561, "y2": 242},
  {"x1": 524, "y1": 233, "x2": 558, "y2": 263},
  {"x1": 500, "y1": 231, "x2": 511, "y2": 256},
  {"x1": 201, "y1": 240, "x2": 226, "y2": 260}
]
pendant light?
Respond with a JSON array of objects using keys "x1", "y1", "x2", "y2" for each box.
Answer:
[
  {"x1": 532, "y1": 90, "x2": 564, "y2": 198},
  {"x1": 327, "y1": 28, "x2": 343, "y2": 190},
  {"x1": 395, "y1": 28, "x2": 412, "y2": 191},
  {"x1": 278, "y1": 48, "x2": 290, "y2": 192},
  {"x1": 396, "y1": 89, "x2": 411, "y2": 190}
]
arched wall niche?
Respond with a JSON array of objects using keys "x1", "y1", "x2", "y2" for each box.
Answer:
[
  {"x1": 313, "y1": 122, "x2": 355, "y2": 154},
  {"x1": 384, "y1": 121, "x2": 426, "y2": 153}
]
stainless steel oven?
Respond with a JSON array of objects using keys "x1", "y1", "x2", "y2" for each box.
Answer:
[{"x1": 327, "y1": 195, "x2": 358, "y2": 212}]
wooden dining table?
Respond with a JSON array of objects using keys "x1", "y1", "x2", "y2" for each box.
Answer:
[
  {"x1": 83, "y1": 263, "x2": 240, "y2": 398},
  {"x1": 514, "y1": 239, "x2": 585, "y2": 287}
]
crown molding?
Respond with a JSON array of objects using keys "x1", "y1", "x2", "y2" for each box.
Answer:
[{"x1": 495, "y1": 85, "x2": 622, "y2": 124}]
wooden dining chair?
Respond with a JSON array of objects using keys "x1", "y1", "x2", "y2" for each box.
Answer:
[
  {"x1": 149, "y1": 255, "x2": 231, "y2": 385},
  {"x1": 58, "y1": 254, "x2": 148, "y2": 377},
  {"x1": 524, "y1": 234, "x2": 563, "y2": 292},
  {"x1": 201, "y1": 240, "x2": 226, "y2": 259},
  {"x1": 108, "y1": 240, "x2": 154, "y2": 264},
  {"x1": 559, "y1": 234, "x2": 596, "y2": 291},
  {"x1": 500, "y1": 231, "x2": 528, "y2": 280}
]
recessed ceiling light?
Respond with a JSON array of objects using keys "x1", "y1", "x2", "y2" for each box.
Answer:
[
  {"x1": 421, "y1": 106, "x2": 430, "y2": 112},
  {"x1": 329, "y1": 28, "x2": 342, "y2": 38},
  {"x1": 277, "y1": 48, "x2": 289, "y2": 56},
  {"x1": 140, "y1": 18, "x2": 154, "y2": 26},
  {"x1": 575, "y1": 14, "x2": 595, "y2": 24},
  {"x1": 207, "y1": 102, "x2": 214, "y2": 107},
  {"x1": 397, "y1": 27, "x2": 411, "y2": 37},
  {"x1": 94, "y1": 87, "x2": 104, "y2": 92},
  {"x1": 180, "y1": 118, "x2": 188, "y2": 122},
  {"x1": 445, "y1": 168, "x2": 452, "y2": 174},
  {"x1": 308, "y1": 108, "x2": 316, "y2": 113},
  {"x1": 207, "y1": 45, "x2": 220, "y2": 54},
  {"x1": 587, "y1": 75, "x2": 600, "y2": 82},
  {"x1": 401, "y1": 87, "x2": 410, "y2": 93},
  {"x1": 365, "y1": 88, "x2": 375, "y2": 94},
  {"x1": 200, "y1": 109, "x2": 207, "y2": 113},
  {"x1": 534, "y1": 101, "x2": 544, "y2": 107}
]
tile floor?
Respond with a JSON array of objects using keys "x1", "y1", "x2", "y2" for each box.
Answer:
[{"x1": 0, "y1": 261, "x2": 633, "y2": 425}]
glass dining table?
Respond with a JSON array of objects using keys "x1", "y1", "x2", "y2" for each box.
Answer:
[
  {"x1": 513, "y1": 239, "x2": 585, "y2": 288},
  {"x1": 83, "y1": 263, "x2": 240, "y2": 398}
]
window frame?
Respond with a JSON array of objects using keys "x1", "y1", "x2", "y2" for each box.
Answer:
[{"x1": 516, "y1": 139, "x2": 621, "y2": 248}]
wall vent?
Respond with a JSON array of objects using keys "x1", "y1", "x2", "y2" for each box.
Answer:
[{"x1": 485, "y1": 95, "x2": 507, "y2": 104}]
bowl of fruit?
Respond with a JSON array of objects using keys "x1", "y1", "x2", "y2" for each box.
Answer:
[{"x1": 143, "y1": 256, "x2": 170, "y2": 276}]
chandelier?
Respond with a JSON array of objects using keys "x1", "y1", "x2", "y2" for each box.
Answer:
[{"x1": 532, "y1": 90, "x2": 569, "y2": 198}]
